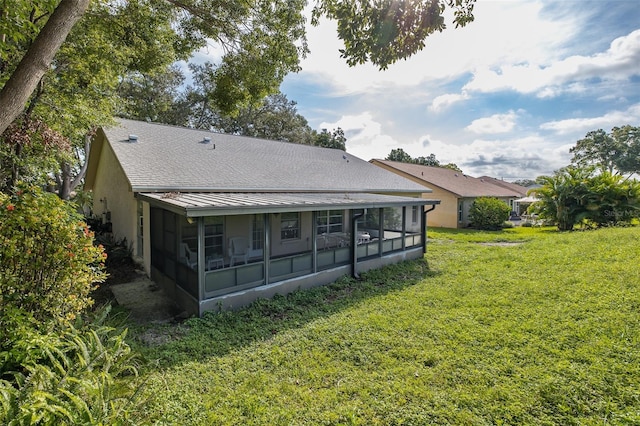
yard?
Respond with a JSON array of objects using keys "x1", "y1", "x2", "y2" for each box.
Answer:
[{"x1": 128, "y1": 226, "x2": 640, "y2": 424}]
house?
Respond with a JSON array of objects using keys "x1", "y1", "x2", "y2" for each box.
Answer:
[
  {"x1": 369, "y1": 160, "x2": 520, "y2": 228},
  {"x1": 477, "y1": 176, "x2": 528, "y2": 197},
  {"x1": 85, "y1": 120, "x2": 439, "y2": 316}
]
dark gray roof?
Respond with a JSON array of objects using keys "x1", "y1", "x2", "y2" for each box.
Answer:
[
  {"x1": 140, "y1": 192, "x2": 440, "y2": 217},
  {"x1": 371, "y1": 160, "x2": 521, "y2": 198},
  {"x1": 96, "y1": 119, "x2": 431, "y2": 194}
]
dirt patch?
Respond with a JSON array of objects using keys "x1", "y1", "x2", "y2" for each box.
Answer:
[
  {"x1": 109, "y1": 278, "x2": 185, "y2": 324},
  {"x1": 478, "y1": 242, "x2": 525, "y2": 247}
]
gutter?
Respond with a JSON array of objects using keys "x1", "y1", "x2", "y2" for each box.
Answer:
[{"x1": 422, "y1": 203, "x2": 438, "y2": 254}]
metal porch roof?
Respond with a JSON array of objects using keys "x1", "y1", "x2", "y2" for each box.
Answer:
[{"x1": 139, "y1": 192, "x2": 440, "y2": 217}]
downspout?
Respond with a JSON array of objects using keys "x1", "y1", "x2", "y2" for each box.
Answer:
[
  {"x1": 351, "y1": 209, "x2": 366, "y2": 279},
  {"x1": 422, "y1": 204, "x2": 437, "y2": 254}
]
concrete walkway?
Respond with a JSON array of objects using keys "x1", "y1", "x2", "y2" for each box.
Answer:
[{"x1": 110, "y1": 277, "x2": 183, "y2": 324}]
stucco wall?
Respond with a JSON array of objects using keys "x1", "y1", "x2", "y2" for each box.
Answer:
[
  {"x1": 91, "y1": 141, "x2": 139, "y2": 261},
  {"x1": 423, "y1": 187, "x2": 459, "y2": 228}
]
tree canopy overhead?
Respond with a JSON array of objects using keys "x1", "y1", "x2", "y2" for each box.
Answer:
[
  {"x1": 313, "y1": 0, "x2": 476, "y2": 69},
  {"x1": 1, "y1": 0, "x2": 477, "y2": 135}
]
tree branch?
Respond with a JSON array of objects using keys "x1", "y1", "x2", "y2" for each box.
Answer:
[{"x1": 0, "y1": 0, "x2": 90, "y2": 134}]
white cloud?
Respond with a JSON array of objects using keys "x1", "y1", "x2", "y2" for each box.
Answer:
[
  {"x1": 320, "y1": 112, "x2": 398, "y2": 158},
  {"x1": 466, "y1": 111, "x2": 519, "y2": 134},
  {"x1": 429, "y1": 92, "x2": 469, "y2": 112},
  {"x1": 464, "y1": 29, "x2": 640, "y2": 97},
  {"x1": 297, "y1": 0, "x2": 578, "y2": 95},
  {"x1": 540, "y1": 103, "x2": 640, "y2": 134}
]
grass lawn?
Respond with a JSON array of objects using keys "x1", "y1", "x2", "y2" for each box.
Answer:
[{"x1": 129, "y1": 226, "x2": 640, "y2": 425}]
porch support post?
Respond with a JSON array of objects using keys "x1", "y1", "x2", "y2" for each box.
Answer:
[
  {"x1": 351, "y1": 209, "x2": 365, "y2": 279},
  {"x1": 377, "y1": 208, "x2": 383, "y2": 257},
  {"x1": 264, "y1": 213, "x2": 271, "y2": 284},
  {"x1": 312, "y1": 211, "x2": 318, "y2": 273},
  {"x1": 401, "y1": 206, "x2": 407, "y2": 251},
  {"x1": 197, "y1": 216, "x2": 205, "y2": 308}
]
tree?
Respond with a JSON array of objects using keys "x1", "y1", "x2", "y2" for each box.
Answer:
[
  {"x1": 385, "y1": 148, "x2": 461, "y2": 171},
  {"x1": 570, "y1": 126, "x2": 640, "y2": 178},
  {"x1": 415, "y1": 153, "x2": 440, "y2": 167},
  {"x1": 314, "y1": 128, "x2": 346, "y2": 151},
  {"x1": 513, "y1": 179, "x2": 537, "y2": 187},
  {"x1": 213, "y1": 92, "x2": 316, "y2": 144},
  {"x1": 442, "y1": 162, "x2": 463, "y2": 172},
  {"x1": 468, "y1": 197, "x2": 511, "y2": 230},
  {"x1": 386, "y1": 148, "x2": 414, "y2": 163},
  {"x1": 1, "y1": 0, "x2": 477, "y2": 136},
  {"x1": 0, "y1": 0, "x2": 90, "y2": 135},
  {"x1": 117, "y1": 65, "x2": 186, "y2": 124},
  {"x1": 529, "y1": 167, "x2": 592, "y2": 231},
  {"x1": 579, "y1": 172, "x2": 640, "y2": 227},
  {"x1": 313, "y1": 0, "x2": 476, "y2": 69},
  {"x1": 1, "y1": 1, "x2": 195, "y2": 197}
]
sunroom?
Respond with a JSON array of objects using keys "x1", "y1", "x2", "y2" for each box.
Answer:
[{"x1": 140, "y1": 192, "x2": 439, "y2": 315}]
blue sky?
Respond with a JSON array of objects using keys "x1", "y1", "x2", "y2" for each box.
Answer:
[{"x1": 279, "y1": 0, "x2": 640, "y2": 180}]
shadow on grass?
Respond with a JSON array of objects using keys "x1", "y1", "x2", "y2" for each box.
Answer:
[{"x1": 129, "y1": 258, "x2": 440, "y2": 370}]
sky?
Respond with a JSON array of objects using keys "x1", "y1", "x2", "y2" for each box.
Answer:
[{"x1": 278, "y1": 0, "x2": 640, "y2": 181}]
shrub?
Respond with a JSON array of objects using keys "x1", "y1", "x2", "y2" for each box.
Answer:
[
  {"x1": 468, "y1": 197, "x2": 511, "y2": 230},
  {"x1": 0, "y1": 185, "x2": 107, "y2": 329},
  {"x1": 0, "y1": 307, "x2": 143, "y2": 425}
]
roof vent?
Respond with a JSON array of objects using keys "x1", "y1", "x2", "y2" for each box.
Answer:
[
  {"x1": 201, "y1": 137, "x2": 211, "y2": 144},
  {"x1": 128, "y1": 134, "x2": 138, "y2": 143},
  {"x1": 454, "y1": 173, "x2": 459, "y2": 177}
]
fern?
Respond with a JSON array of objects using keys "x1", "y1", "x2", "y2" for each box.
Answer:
[{"x1": 0, "y1": 308, "x2": 143, "y2": 425}]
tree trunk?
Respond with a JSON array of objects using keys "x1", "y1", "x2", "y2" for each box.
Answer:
[
  {"x1": 58, "y1": 134, "x2": 91, "y2": 200},
  {"x1": 0, "y1": 0, "x2": 90, "y2": 135}
]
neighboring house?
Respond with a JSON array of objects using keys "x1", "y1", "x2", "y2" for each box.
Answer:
[
  {"x1": 370, "y1": 160, "x2": 520, "y2": 228},
  {"x1": 85, "y1": 120, "x2": 439, "y2": 315},
  {"x1": 477, "y1": 176, "x2": 528, "y2": 197}
]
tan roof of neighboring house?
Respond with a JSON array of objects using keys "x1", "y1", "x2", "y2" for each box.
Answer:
[
  {"x1": 477, "y1": 176, "x2": 528, "y2": 197},
  {"x1": 86, "y1": 119, "x2": 433, "y2": 195},
  {"x1": 370, "y1": 160, "x2": 521, "y2": 198}
]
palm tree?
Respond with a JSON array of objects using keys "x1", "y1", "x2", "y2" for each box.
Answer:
[{"x1": 530, "y1": 167, "x2": 592, "y2": 231}]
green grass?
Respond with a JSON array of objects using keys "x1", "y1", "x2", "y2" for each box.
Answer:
[{"x1": 129, "y1": 227, "x2": 640, "y2": 425}]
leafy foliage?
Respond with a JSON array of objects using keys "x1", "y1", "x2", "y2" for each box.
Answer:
[
  {"x1": 468, "y1": 196, "x2": 511, "y2": 230},
  {"x1": 385, "y1": 147, "x2": 461, "y2": 170},
  {"x1": 0, "y1": 184, "x2": 106, "y2": 329},
  {"x1": 570, "y1": 126, "x2": 640, "y2": 177},
  {"x1": 530, "y1": 167, "x2": 640, "y2": 230},
  {"x1": 313, "y1": 128, "x2": 346, "y2": 151},
  {"x1": 312, "y1": 0, "x2": 476, "y2": 69},
  {"x1": 0, "y1": 118, "x2": 72, "y2": 192},
  {"x1": 530, "y1": 167, "x2": 594, "y2": 231},
  {"x1": 0, "y1": 307, "x2": 142, "y2": 426}
]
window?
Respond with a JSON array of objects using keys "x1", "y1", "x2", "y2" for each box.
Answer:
[
  {"x1": 411, "y1": 205, "x2": 419, "y2": 224},
  {"x1": 281, "y1": 212, "x2": 300, "y2": 240},
  {"x1": 316, "y1": 210, "x2": 344, "y2": 235},
  {"x1": 458, "y1": 201, "x2": 464, "y2": 222},
  {"x1": 252, "y1": 214, "x2": 264, "y2": 250},
  {"x1": 204, "y1": 217, "x2": 224, "y2": 258}
]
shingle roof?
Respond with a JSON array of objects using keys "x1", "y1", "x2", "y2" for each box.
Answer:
[
  {"x1": 370, "y1": 160, "x2": 521, "y2": 198},
  {"x1": 477, "y1": 176, "x2": 528, "y2": 197},
  {"x1": 94, "y1": 119, "x2": 430, "y2": 194}
]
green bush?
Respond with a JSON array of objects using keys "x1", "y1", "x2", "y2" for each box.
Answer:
[
  {"x1": 0, "y1": 184, "x2": 107, "y2": 327},
  {"x1": 0, "y1": 307, "x2": 142, "y2": 425},
  {"x1": 468, "y1": 197, "x2": 511, "y2": 230}
]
